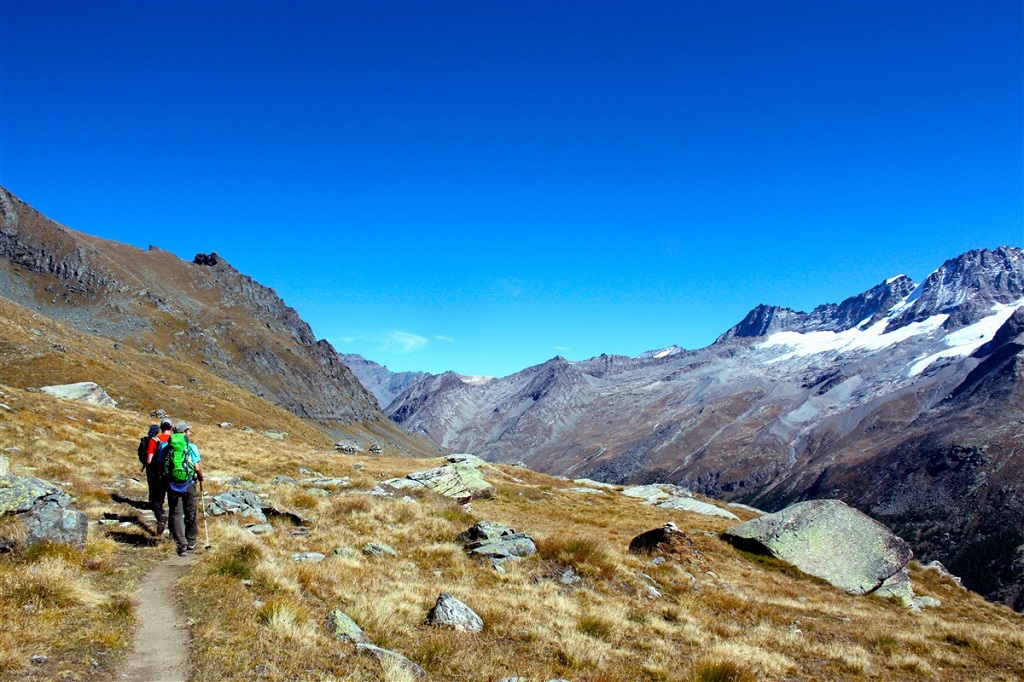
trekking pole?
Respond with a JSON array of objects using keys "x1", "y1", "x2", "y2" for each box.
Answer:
[{"x1": 199, "y1": 480, "x2": 211, "y2": 549}]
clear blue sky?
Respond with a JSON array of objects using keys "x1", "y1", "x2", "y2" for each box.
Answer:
[{"x1": 1, "y1": 1, "x2": 1021, "y2": 378}]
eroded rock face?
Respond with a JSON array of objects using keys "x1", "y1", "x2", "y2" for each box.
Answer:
[
  {"x1": 0, "y1": 476, "x2": 88, "y2": 550},
  {"x1": 722, "y1": 499, "x2": 912, "y2": 595}
]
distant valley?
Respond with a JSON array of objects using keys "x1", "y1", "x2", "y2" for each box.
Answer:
[{"x1": 352, "y1": 246, "x2": 1024, "y2": 611}]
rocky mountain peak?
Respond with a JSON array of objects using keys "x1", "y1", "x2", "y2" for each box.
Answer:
[
  {"x1": 716, "y1": 304, "x2": 807, "y2": 342},
  {"x1": 888, "y1": 246, "x2": 1024, "y2": 332}
]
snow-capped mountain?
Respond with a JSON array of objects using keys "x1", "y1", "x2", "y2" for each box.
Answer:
[{"x1": 379, "y1": 246, "x2": 1024, "y2": 610}]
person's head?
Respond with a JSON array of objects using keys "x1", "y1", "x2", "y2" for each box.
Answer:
[
  {"x1": 160, "y1": 419, "x2": 173, "y2": 432},
  {"x1": 173, "y1": 422, "x2": 191, "y2": 434},
  {"x1": 147, "y1": 424, "x2": 160, "y2": 437}
]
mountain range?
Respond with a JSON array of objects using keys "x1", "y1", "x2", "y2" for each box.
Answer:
[{"x1": 360, "y1": 246, "x2": 1024, "y2": 611}]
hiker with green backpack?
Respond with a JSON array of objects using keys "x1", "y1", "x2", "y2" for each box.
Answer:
[{"x1": 160, "y1": 422, "x2": 205, "y2": 557}]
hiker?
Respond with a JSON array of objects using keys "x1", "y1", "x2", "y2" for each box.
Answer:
[
  {"x1": 143, "y1": 419, "x2": 174, "y2": 536},
  {"x1": 161, "y1": 422, "x2": 204, "y2": 556}
]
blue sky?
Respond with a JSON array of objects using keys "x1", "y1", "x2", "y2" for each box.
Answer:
[{"x1": 1, "y1": 1, "x2": 1021, "y2": 378}]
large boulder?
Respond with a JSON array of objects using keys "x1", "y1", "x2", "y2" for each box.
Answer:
[
  {"x1": 425, "y1": 593, "x2": 484, "y2": 632},
  {"x1": 0, "y1": 476, "x2": 88, "y2": 550},
  {"x1": 38, "y1": 381, "x2": 117, "y2": 407},
  {"x1": 458, "y1": 521, "x2": 537, "y2": 564},
  {"x1": 722, "y1": 499, "x2": 912, "y2": 595},
  {"x1": 405, "y1": 462, "x2": 495, "y2": 502},
  {"x1": 628, "y1": 522, "x2": 705, "y2": 566}
]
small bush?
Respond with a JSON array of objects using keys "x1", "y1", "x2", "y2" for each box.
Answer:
[
  {"x1": 686, "y1": 658, "x2": 756, "y2": 682},
  {"x1": 577, "y1": 614, "x2": 613, "y2": 640},
  {"x1": 211, "y1": 541, "x2": 262, "y2": 579}
]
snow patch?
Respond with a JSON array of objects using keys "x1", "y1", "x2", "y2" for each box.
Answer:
[
  {"x1": 908, "y1": 299, "x2": 1024, "y2": 377},
  {"x1": 458, "y1": 375, "x2": 494, "y2": 386},
  {"x1": 759, "y1": 314, "x2": 948, "y2": 362}
]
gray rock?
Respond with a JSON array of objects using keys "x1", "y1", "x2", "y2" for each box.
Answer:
[
  {"x1": 560, "y1": 567, "x2": 582, "y2": 585},
  {"x1": 38, "y1": 381, "x2": 117, "y2": 407},
  {"x1": 218, "y1": 422, "x2": 232, "y2": 428},
  {"x1": 208, "y1": 490, "x2": 268, "y2": 523},
  {"x1": 361, "y1": 542, "x2": 396, "y2": 557},
  {"x1": 356, "y1": 643, "x2": 425, "y2": 679},
  {"x1": 722, "y1": 499, "x2": 912, "y2": 595},
  {"x1": 263, "y1": 430, "x2": 288, "y2": 439},
  {"x1": 0, "y1": 476, "x2": 88, "y2": 550},
  {"x1": 271, "y1": 476, "x2": 299, "y2": 486},
  {"x1": 923, "y1": 560, "x2": 964, "y2": 588},
  {"x1": 622, "y1": 485, "x2": 672, "y2": 503},
  {"x1": 425, "y1": 593, "x2": 484, "y2": 632},
  {"x1": 458, "y1": 521, "x2": 537, "y2": 562},
  {"x1": 406, "y1": 462, "x2": 495, "y2": 502},
  {"x1": 245, "y1": 523, "x2": 275, "y2": 536},
  {"x1": 911, "y1": 595, "x2": 942, "y2": 610},
  {"x1": 333, "y1": 546, "x2": 356, "y2": 557},
  {"x1": 371, "y1": 478, "x2": 427, "y2": 497},
  {"x1": 292, "y1": 552, "x2": 326, "y2": 563},
  {"x1": 301, "y1": 477, "x2": 350, "y2": 488},
  {"x1": 655, "y1": 496, "x2": 739, "y2": 520},
  {"x1": 326, "y1": 609, "x2": 371, "y2": 644},
  {"x1": 0, "y1": 455, "x2": 8, "y2": 476},
  {"x1": 870, "y1": 568, "x2": 914, "y2": 606}
]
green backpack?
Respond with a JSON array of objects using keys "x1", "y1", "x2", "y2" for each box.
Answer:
[{"x1": 163, "y1": 433, "x2": 195, "y2": 484}]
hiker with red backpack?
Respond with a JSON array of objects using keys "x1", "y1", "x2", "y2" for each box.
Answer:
[
  {"x1": 160, "y1": 422, "x2": 205, "y2": 557},
  {"x1": 139, "y1": 419, "x2": 173, "y2": 536}
]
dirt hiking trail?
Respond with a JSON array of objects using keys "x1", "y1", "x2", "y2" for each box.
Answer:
[{"x1": 119, "y1": 552, "x2": 194, "y2": 682}]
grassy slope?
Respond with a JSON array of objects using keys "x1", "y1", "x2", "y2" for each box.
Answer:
[{"x1": 0, "y1": 299, "x2": 1022, "y2": 681}]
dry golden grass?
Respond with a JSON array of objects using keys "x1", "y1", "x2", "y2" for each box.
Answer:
[{"x1": 1, "y1": 309, "x2": 1022, "y2": 681}]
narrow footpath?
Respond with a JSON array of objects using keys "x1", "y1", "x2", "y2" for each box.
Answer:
[{"x1": 119, "y1": 552, "x2": 194, "y2": 682}]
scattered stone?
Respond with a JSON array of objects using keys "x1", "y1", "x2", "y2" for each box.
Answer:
[
  {"x1": 497, "y1": 678, "x2": 527, "y2": 682},
  {"x1": 326, "y1": 610, "x2": 372, "y2": 644},
  {"x1": 622, "y1": 485, "x2": 673, "y2": 503},
  {"x1": 565, "y1": 487, "x2": 608, "y2": 495},
  {"x1": 911, "y1": 595, "x2": 942, "y2": 610},
  {"x1": 362, "y1": 542, "x2": 396, "y2": 557},
  {"x1": 301, "y1": 477, "x2": 350, "y2": 488},
  {"x1": 207, "y1": 490, "x2": 268, "y2": 523},
  {"x1": 271, "y1": 476, "x2": 300, "y2": 486},
  {"x1": 0, "y1": 476, "x2": 89, "y2": 550},
  {"x1": 644, "y1": 585, "x2": 663, "y2": 600},
  {"x1": 655, "y1": 497, "x2": 739, "y2": 520},
  {"x1": 0, "y1": 455, "x2": 8, "y2": 477},
  {"x1": 458, "y1": 521, "x2": 537, "y2": 563},
  {"x1": 572, "y1": 478, "x2": 618, "y2": 489},
  {"x1": 628, "y1": 522, "x2": 705, "y2": 566},
  {"x1": 293, "y1": 552, "x2": 326, "y2": 563},
  {"x1": 356, "y1": 643, "x2": 425, "y2": 679},
  {"x1": 870, "y1": 568, "x2": 914, "y2": 606},
  {"x1": 371, "y1": 478, "x2": 427, "y2": 496},
  {"x1": 150, "y1": 409, "x2": 168, "y2": 419},
  {"x1": 245, "y1": 524, "x2": 275, "y2": 536},
  {"x1": 334, "y1": 443, "x2": 359, "y2": 454},
  {"x1": 560, "y1": 567, "x2": 582, "y2": 585},
  {"x1": 38, "y1": 382, "x2": 117, "y2": 407},
  {"x1": 333, "y1": 546, "x2": 356, "y2": 558},
  {"x1": 262, "y1": 430, "x2": 287, "y2": 440},
  {"x1": 219, "y1": 422, "x2": 232, "y2": 428},
  {"x1": 923, "y1": 560, "x2": 964, "y2": 588},
  {"x1": 368, "y1": 444, "x2": 382, "y2": 454},
  {"x1": 722, "y1": 499, "x2": 913, "y2": 595},
  {"x1": 0, "y1": 403, "x2": 10, "y2": 411},
  {"x1": 425, "y1": 593, "x2": 484, "y2": 632}
]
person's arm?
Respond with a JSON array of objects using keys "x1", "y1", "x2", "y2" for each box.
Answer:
[
  {"x1": 145, "y1": 438, "x2": 158, "y2": 465},
  {"x1": 190, "y1": 444, "x2": 204, "y2": 482}
]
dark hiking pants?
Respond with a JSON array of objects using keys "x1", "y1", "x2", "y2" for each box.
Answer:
[
  {"x1": 167, "y1": 482, "x2": 198, "y2": 552},
  {"x1": 145, "y1": 462, "x2": 166, "y2": 525}
]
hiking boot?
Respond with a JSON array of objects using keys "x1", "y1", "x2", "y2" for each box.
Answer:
[
  {"x1": 156, "y1": 520, "x2": 166, "y2": 536},
  {"x1": 186, "y1": 544, "x2": 197, "y2": 551},
  {"x1": 177, "y1": 548, "x2": 188, "y2": 557}
]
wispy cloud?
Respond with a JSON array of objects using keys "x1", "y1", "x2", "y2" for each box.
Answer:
[
  {"x1": 551, "y1": 345, "x2": 573, "y2": 352},
  {"x1": 387, "y1": 331, "x2": 428, "y2": 353},
  {"x1": 434, "y1": 335, "x2": 455, "y2": 343}
]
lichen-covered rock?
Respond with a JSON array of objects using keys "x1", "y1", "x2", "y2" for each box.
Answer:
[
  {"x1": 0, "y1": 455, "x2": 9, "y2": 476},
  {"x1": 207, "y1": 490, "x2": 268, "y2": 523},
  {"x1": 356, "y1": 643, "x2": 425, "y2": 679},
  {"x1": 0, "y1": 475, "x2": 88, "y2": 550},
  {"x1": 458, "y1": 521, "x2": 537, "y2": 563},
  {"x1": 406, "y1": 462, "x2": 495, "y2": 502},
  {"x1": 38, "y1": 381, "x2": 117, "y2": 407},
  {"x1": 722, "y1": 499, "x2": 912, "y2": 595},
  {"x1": 326, "y1": 610, "x2": 372, "y2": 644},
  {"x1": 425, "y1": 593, "x2": 484, "y2": 632},
  {"x1": 655, "y1": 497, "x2": 739, "y2": 520},
  {"x1": 870, "y1": 567, "x2": 914, "y2": 606}
]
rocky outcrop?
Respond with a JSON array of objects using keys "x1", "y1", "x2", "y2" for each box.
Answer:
[
  {"x1": 0, "y1": 476, "x2": 88, "y2": 550},
  {"x1": 458, "y1": 521, "x2": 537, "y2": 564},
  {"x1": 722, "y1": 499, "x2": 912, "y2": 595},
  {"x1": 374, "y1": 456, "x2": 496, "y2": 502},
  {"x1": 38, "y1": 381, "x2": 117, "y2": 407},
  {"x1": 0, "y1": 186, "x2": 382, "y2": 426}
]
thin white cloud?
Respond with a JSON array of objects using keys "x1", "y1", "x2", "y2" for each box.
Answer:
[
  {"x1": 434, "y1": 335, "x2": 455, "y2": 343},
  {"x1": 551, "y1": 345, "x2": 573, "y2": 352},
  {"x1": 388, "y1": 331, "x2": 428, "y2": 354}
]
